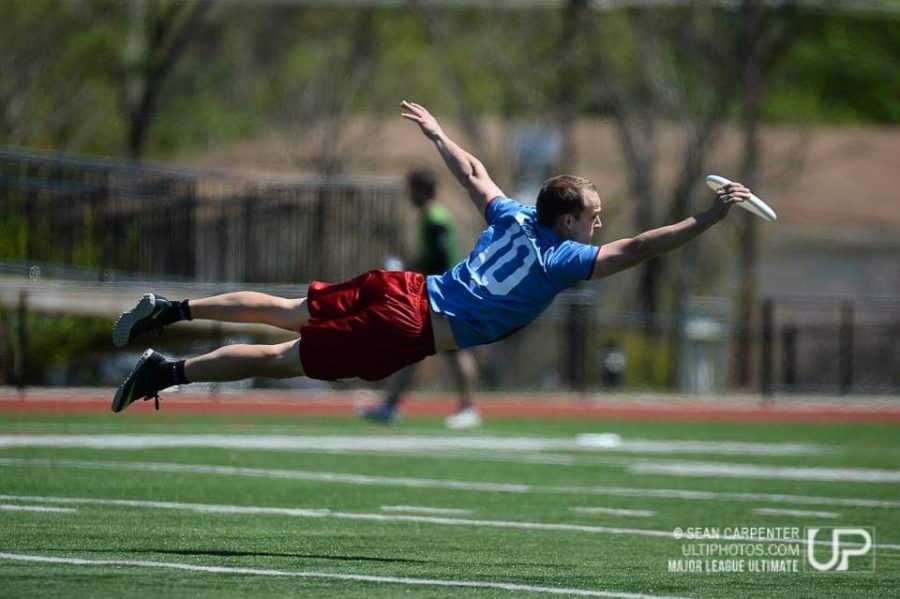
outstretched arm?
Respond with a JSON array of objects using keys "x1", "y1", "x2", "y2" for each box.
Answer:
[
  {"x1": 591, "y1": 182, "x2": 751, "y2": 279},
  {"x1": 401, "y1": 100, "x2": 504, "y2": 216}
]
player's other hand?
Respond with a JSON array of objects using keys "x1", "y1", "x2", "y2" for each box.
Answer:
[
  {"x1": 712, "y1": 182, "x2": 751, "y2": 218},
  {"x1": 400, "y1": 100, "x2": 443, "y2": 140}
]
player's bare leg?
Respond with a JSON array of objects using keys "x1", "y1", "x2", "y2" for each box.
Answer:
[
  {"x1": 184, "y1": 338, "x2": 305, "y2": 382},
  {"x1": 361, "y1": 365, "x2": 417, "y2": 425},
  {"x1": 445, "y1": 350, "x2": 480, "y2": 429},
  {"x1": 446, "y1": 350, "x2": 476, "y2": 410},
  {"x1": 188, "y1": 293, "x2": 310, "y2": 331},
  {"x1": 114, "y1": 292, "x2": 310, "y2": 348},
  {"x1": 113, "y1": 339, "x2": 305, "y2": 413},
  {"x1": 384, "y1": 365, "x2": 417, "y2": 407}
]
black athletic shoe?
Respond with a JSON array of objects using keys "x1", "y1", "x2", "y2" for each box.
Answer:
[
  {"x1": 112, "y1": 294, "x2": 175, "y2": 348},
  {"x1": 111, "y1": 349, "x2": 168, "y2": 413}
]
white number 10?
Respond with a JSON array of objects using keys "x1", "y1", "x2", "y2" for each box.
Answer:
[{"x1": 471, "y1": 225, "x2": 536, "y2": 296}]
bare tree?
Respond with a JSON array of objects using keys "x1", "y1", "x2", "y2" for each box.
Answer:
[
  {"x1": 415, "y1": 4, "x2": 592, "y2": 188},
  {"x1": 121, "y1": 0, "x2": 211, "y2": 159},
  {"x1": 417, "y1": 5, "x2": 485, "y2": 148},
  {"x1": 585, "y1": 8, "x2": 735, "y2": 323},
  {"x1": 0, "y1": 2, "x2": 103, "y2": 149},
  {"x1": 265, "y1": 9, "x2": 387, "y2": 277},
  {"x1": 272, "y1": 8, "x2": 384, "y2": 176},
  {"x1": 555, "y1": 0, "x2": 589, "y2": 174},
  {"x1": 733, "y1": 0, "x2": 798, "y2": 387},
  {"x1": 580, "y1": 5, "x2": 802, "y2": 386}
]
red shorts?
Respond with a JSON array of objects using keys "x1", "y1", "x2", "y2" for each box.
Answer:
[{"x1": 299, "y1": 270, "x2": 437, "y2": 381}]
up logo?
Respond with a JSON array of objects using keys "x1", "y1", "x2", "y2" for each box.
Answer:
[{"x1": 805, "y1": 527, "x2": 875, "y2": 572}]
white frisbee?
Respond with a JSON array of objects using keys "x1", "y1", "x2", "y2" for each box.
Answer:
[{"x1": 705, "y1": 175, "x2": 777, "y2": 222}]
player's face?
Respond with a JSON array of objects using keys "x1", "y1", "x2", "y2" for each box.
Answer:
[{"x1": 573, "y1": 190, "x2": 602, "y2": 243}]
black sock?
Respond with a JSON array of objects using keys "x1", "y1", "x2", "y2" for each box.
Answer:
[
  {"x1": 156, "y1": 360, "x2": 190, "y2": 390},
  {"x1": 158, "y1": 299, "x2": 191, "y2": 326},
  {"x1": 174, "y1": 360, "x2": 190, "y2": 385},
  {"x1": 178, "y1": 300, "x2": 193, "y2": 321}
]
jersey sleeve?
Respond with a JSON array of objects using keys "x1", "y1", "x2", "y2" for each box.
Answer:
[
  {"x1": 548, "y1": 240, "x2": 602, "y2": 288},
  {"x1": 485, "y1": 196, "x2": 525, "y2": 224}
]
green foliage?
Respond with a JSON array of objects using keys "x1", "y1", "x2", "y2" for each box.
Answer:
[
  {"x1": 19, "y1": 313, "x2": 111, "y2": 385},
  {"x1": 594, "y1": 328, "x2": 675, "y2": 389},
  {"x1": 0, "y1": 207, "x2": 28, "y2": 259},
  {"x1": 2, "y1": 4, "x2": 896, "y2": 160},
  {"x1": 765, "y1": 14, "x2": 900, "y2": 123},
  {"x1": 70, "y1": 213, "x2": 102, "y2": 268}
]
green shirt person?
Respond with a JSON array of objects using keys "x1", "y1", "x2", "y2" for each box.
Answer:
[
  {"x1": 418, "y1": 201, "x2": 459, "y2": 275},
  {"x1": 361, "y1": 168, "x2": 479, "y2": 428}
]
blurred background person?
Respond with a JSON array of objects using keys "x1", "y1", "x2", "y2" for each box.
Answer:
[
  {"x1": 601, "y1": 339, "x2": 626, "y2": 389},
  {"x1": 362, "y1": 168, "x2": 480, "y2": 428}
]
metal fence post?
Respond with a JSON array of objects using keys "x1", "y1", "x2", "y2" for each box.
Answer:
[
  {"x1": 15, "y1": 290, "x2": 27, "y2": 391},
  {"x1": 760, "y1": 298, "x2": 773, "y2": 398},
  {"x1": 781, "y1": 324, "x2": 797, "y2": 389},
  {"x1": 564, "y1": 297, "x2": 588, "y2": 393},
  {"x1": 242, "y1": 197, "x2": 254, "y2": 282},
  {"x1": 839, "y1": 301, "x2": 854, "y2": 394}
]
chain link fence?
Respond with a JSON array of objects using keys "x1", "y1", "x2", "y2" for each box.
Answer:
[
  {"x1": 1, "y1": 147, "x2": 898, "y2": 395},
  {"x1": 0, "y1": 146, "x2": 407, "y2": 284},
  {"x1": 760, "y1": 295, "x2": 900, "y2": 395}
]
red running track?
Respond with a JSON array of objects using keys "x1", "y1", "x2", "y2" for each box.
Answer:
[{"x1": 1, "y1": 389, "x2": 900, "y2": 423}]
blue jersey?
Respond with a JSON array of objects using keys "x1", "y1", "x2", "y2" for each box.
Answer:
[{"x1": 426, "y1": 196, "x2": 600, "y2": 349}]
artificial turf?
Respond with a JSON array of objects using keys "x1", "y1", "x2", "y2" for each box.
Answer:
[{"x1": 1, "y1": 411, "x2": 897, "y2": 598}]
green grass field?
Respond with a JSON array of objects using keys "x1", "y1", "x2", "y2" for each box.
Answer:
[{"x1": 1, "y1": 410, "x2": 898, "y2": 598}]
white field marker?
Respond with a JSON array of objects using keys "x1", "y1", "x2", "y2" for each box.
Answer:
[
  {"x1": 2, "y1": 457, "x2": 899, "y2": 510},
  {"x1": 0, "y1": 504, "x2": 77, "y2": 514},
  {"x1": 628, "y1": 461, "x2": 900, "y2": 483},
  {"x1": 1, "y1": 494, "x2": 897, "y2": 552},
  {"x1": 752, "y1": 507, "x2": 840, "y2": 519},
  {"x1": 0, "y1": 552, "x2": 692, "y2": 599},
  {"x1": 0, "y1": 433, "x2": 836, "y2": 457},
  {"x1": 380, "y1": 505, "x2": 472, "y2": 515},
  {"x1": 570, "y1": 507, "x2": 656, "y2": 518}
]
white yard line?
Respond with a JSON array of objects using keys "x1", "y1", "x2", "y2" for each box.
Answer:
[
  {"x1": 628, "y1": 461, "x2": 900, "y2": 483},
  {"x1": 570, "y1": 507, "x2": 656, "y2": 518},
  {"x1": 3, "y1": 457, "x2": 899, "y2": 510},
  {"x1": 0, "y1": 492, "x2": 673, "y2": 539},
  {"x1": 0, "y1": 433, "x2": 836, "y2": 457},
  {"x1": 0, "y1": 552, "x2": 692, "y2": 599},
  {"x1": 5, "y1": 434, "x2": 877, "y2": 484},
  {"x1": 752, "y1": 508, "x2": 840, "y2": 519},
  {"x1": 2, "y1": 433, "x2": 882, "y2": 482},
  {"x1": 0, "y1": 495, "x2": 331, "y2": 518},
  {"x1": 380, "y1": 505, "x2": 473, "y2": 515},
  {"x1": 0, "y1": 504, "x2": 76, "y2": 514},
  {"x1": 2, "y1": 494, "x2": 898, "y2": 551}
]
